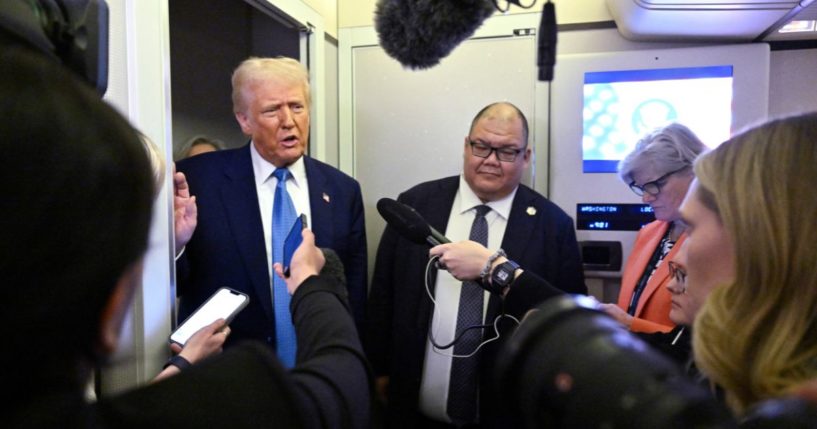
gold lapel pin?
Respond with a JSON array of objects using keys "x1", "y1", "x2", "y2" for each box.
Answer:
[
  {"x1": 322, "y1": 192, "x2": 330, "y2": 203},
  {"x1": 526, "y1": 206, "x2": 537, "y2": 216}
]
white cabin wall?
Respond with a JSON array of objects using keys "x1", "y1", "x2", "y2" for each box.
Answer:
[
  {"x1": 769, "y1": 49, "x2": 817, "y2": 118},
  {"x1": 100, "y1": 0, "x2": 174, "y2": 395}
]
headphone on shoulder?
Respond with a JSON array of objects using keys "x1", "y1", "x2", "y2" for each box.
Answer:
[{"x1": 0, "y1": 0, "x2": 108, "y2": 95}]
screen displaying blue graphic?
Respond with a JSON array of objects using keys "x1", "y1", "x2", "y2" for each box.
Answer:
[
  {"x1": 576, "y1": 203, "x2": 655, "y2": 231},
  {"x1": 583, "y1": 65, "x2": 733, "y2": 173}
]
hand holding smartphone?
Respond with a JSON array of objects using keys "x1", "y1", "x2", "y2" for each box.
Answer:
[
  {"x1": 170, "y1": 287, "x2": 249, "y2": 346},
  {"x1": 283, "y1": 213, "x2": 308, "y2": 277}
]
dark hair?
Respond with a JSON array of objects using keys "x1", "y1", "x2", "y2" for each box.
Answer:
[{"x1": 0, "y1": 48, "x2": 154, "y2": 394}]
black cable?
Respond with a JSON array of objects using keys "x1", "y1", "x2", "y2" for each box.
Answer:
[
  {"x1": 492, "y1": 0, "x2": 537, "y2": 13},
  {"x1": 424, "y1": 256, "x2": 520, "y2": 357}
]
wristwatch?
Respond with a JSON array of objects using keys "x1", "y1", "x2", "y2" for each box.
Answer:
[{"x1": 489, "y1": 259, "x2": 520, "y2": 294}]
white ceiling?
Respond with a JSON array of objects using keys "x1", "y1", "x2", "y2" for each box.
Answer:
[{"x1": 606, "y1": 0, "x2": 817, "y2": 43}]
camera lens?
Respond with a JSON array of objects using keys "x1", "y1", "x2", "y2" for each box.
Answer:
[{"x1": 495, "y1": 295, "x2": 735, "y2": 428}]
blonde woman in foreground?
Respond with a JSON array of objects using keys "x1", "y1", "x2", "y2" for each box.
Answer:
[{"x1": 680, "y1": 112, "x2": 817, "y2": 415}]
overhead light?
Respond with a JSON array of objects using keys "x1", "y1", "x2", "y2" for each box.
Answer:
[{"x1": 778, "y1": 20, "x2": 816, "y2": 33}]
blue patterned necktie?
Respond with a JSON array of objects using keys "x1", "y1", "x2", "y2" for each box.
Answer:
[
  {"x1": 272, "y1": 168, "x2": 297, "y2": 368},
  {"x1": 447, "y1": 204, "x2": 491, "y2": 425}
]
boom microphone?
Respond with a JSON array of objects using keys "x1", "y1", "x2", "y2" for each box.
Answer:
[
  {"x1": 319, "y1": 248, "x2": 347, "y2": 289},
  {"x1": 537, "y1": 1, "x2": 557, "y2": 82},
  {"x1": 374, "y1": 0, "x2": 496, "y2": 70},
  {"x1": 376, "y1": 198, "x2": 451, "y2": 246}
]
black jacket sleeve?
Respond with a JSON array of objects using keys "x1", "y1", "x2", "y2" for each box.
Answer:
[
  {"x1": 97, "y1": 274, "x2": 371, "y2": 429},
  {"x1": 289, "y1": 275, "x2": 373, "y2": 429},
  {"x1": 503, "y1": 270, "x2": 566, "y2": 319}
]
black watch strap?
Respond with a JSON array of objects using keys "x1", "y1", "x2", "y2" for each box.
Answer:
[{"x1": 163, "y1": 354, "x2": 192, "y2": 371}]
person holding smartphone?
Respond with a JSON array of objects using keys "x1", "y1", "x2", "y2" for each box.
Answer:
[
  {"x1": 2, "y1": 48, "x2": 370, "y2": 429},
  {"x1": 152, "y1": 318, "x2": 230, "y2": 382}
]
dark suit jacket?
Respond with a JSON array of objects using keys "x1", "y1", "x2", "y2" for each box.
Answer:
[
  {"x1": 176, "y1": 145, "x2": 367, "y2": 348},
  {"x1": 95, "y1": 275, "x2": 372, "y2": 429},
  {"x1": 366, "y1": 176, "x2": 585, "y2": 428}
]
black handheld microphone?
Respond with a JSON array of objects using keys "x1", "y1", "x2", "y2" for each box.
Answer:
[
  {"x1": 537, "y1": 1, "x2": 557, "y2": 82},
  {"x1": 376, "y1": 198, "x2": 450, "y2": 246}
]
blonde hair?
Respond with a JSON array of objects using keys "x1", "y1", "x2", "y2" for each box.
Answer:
[
  {"x1": 140, "y1": 133, "x2": 165, "y2": 193},
  {"x1": 175, "y1": 135, "x2": 223, "y2": 161},
  {"x1": 692, "y1": 112, "x2": 817, "y2": 415},
  {"x1": 231, "y1": 56, "x2": 311, "y2": 114}
]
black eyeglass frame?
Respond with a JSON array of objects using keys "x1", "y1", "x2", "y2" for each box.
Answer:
[
  {"x1": 469, "y1": 140, "x2": 524, "y2": 163},
  {"x1": 667, "y1": 260, "x2": 687, "y2": 292},
  {"x1": 629, "y1": 166, "x2": 688, "y2": 197}
]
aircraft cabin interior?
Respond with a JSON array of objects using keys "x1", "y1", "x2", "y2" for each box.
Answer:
[{"x1": 4, "y1": 0, "x2": 816, "y2": 400}]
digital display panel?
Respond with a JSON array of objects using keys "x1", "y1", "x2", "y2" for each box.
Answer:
[
  {"x1": 582, "y1": 65, "x2": 733, "y2": 173},
  {"x1": 576, "y1": 203, "x2": 656, "y2": 231}
]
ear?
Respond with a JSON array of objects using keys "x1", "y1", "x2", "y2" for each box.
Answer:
[
  {"x1": 97, "y1": 260, "x2": 143, "y2": 356},
  {"x1": 235, "y1": 110, "x2": 252, "y2": 135},
  {"x1": 522, "y1": 146, "x2": 532, "y2": 168}
]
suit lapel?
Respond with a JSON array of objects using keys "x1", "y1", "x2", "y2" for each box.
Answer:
[
  {"x1": 490, "y1": 186, "x2": 537, "y2": 312},
  {"x1": 424, "y1": 177, "x2": 458, "y2": 237},
  {"x1": 303, "y1": 157, "x2": 332, "y2": 248},
  {"x1": 415, "y1": 177, "x2": 459, "y2": 330},
  {"x1": 500, "y1": 186, "x2": 537, "y2": 261},
  {"x1": 220, "y1": 146, "x2": 274, "y2": 322},
  {"x1": 634, "y1": 232, "x2": 687, "y2": 316},
  {"x1": 617, "y1": 221, "x2": 669, "y2": 309}
]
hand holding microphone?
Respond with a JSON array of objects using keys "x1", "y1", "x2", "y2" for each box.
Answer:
[
  {"x1": 377, "y1": 198, "x2": 519, "y2": 295},
  {"x1": 430, "y1": 241, "x2": 496, "y2": 281}
]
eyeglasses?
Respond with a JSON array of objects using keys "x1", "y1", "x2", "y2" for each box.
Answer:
[
  {"x1": 667, "y1": 261, "x2": 687, "y2": 292},
  {"x1": 629, "y1": 167, "x2": 687, "y2": 197},
  {"x1": 469, "y1": 141, "x2": 523, "y2": 162}
]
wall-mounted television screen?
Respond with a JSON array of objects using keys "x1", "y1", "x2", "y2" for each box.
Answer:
[{"x1": 582, "y1": 65, "x2": 733, "y2": 173}]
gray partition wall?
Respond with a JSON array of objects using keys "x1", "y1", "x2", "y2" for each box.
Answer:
[{"x1": 341, "y1": 15, "x2": 544, "y2": 280}]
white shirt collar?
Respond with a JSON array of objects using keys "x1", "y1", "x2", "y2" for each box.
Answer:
[
  {"x1": 250, "y1": 142, "x2": 307, "y2": 187},
  {"x1": 457, "y1": 174, "x2": 516, "y2": 220}
]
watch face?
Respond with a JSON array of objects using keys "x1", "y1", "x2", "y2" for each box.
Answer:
[{"x1": 492, "y1": 260, "x2": 518, "y2": 290}]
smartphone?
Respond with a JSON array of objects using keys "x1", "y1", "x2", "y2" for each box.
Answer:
[
  {"x1": 283, "y1": 213, "x2": 308, "y2": 277},
  {"x1": 170, "y1": 287, "x2": 249, "y2": 346}
]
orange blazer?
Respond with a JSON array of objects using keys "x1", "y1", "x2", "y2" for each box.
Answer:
[{"x1": 617, "y1": 220, "x2": 685, "y2": 333}]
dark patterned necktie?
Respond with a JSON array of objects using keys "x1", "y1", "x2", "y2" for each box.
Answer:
[{"x1": 447, "y1": 204, "x2": 491, "y2": 425}]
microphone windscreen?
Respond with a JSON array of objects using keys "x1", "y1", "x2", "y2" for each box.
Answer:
[
  {"x1": 319, "y1": 248, "x2": 346, "y2": 289},
  {"x1": 376, "y1": 198, "x2": 433, "y2": 245},
  {"x1": 374, "y1": 0, "x2": 496, "y2": 70}
]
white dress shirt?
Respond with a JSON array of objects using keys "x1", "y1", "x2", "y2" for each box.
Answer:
[
  {"x1": 418, "y1": 175, "x2": 517, "y2": 422},
  {"x1": 250, "y1": 144, "x2": 312, "y2": 281}
]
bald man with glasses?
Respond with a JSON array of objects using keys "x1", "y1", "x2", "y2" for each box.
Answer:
[{"x1": 366, "y1": 101, "x2": 586, "y2": 429}]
